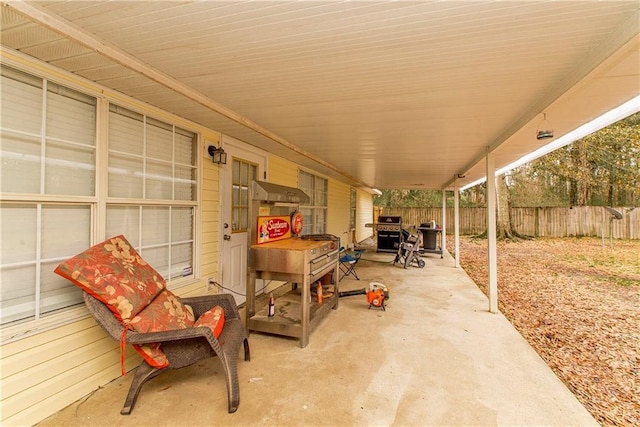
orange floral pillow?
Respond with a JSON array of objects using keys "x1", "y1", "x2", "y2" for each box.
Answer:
[
  {"x1": 54, "y1": 235, "x2": 166, "y2": 322},
  {"x1": 194, "y1": 305, "x2": 225, "y2": 339},
  {"x1": 128, "y1": 289, "x2": 196, "y2": 368},
  {"x1": 55, "y1": 235, "x2": 224, "y2": 369}
]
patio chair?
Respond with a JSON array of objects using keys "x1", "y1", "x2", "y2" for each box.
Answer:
[
  {"x1": 83, "y1": 292, "x2": 249, "y2": 414},
  {"x1": 339, "y1": 247, "x2": 365, "y2": 280},
  {"x1": 55, "y1": 235, "x2": 250, "y2": 415}
]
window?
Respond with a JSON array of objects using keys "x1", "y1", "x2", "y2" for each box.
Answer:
[
  {"x1": 231, "y1": 159, "x2": 257, "y2": 232},
  {"x1": 350, "y1": 188, "x2": 357, "y2": 231},
  {"x1": 0, "y1": 65, "x2": 200, "y2": 329},
  {"x1": 0, "y1": 65, "x2": 96, "y2": 325},
  {"x1": 299, "y1": 170, "x2": 328, "y2": 235},
  {"x1": 107, "y1": 105, "x2": 198, "y2": 281}
]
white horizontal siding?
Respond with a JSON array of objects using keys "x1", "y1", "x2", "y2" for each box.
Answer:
[{"x1": 356, "y1": 190, "x2": 374, "y2": 244}]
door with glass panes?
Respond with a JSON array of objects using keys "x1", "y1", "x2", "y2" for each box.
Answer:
[{"x1": 219, "y1": 137, "x2": 265, "y2": 305}]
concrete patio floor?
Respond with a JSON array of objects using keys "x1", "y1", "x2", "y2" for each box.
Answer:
[{"x1": 38, "y1": 249, "x2": 597, "y2": 427}]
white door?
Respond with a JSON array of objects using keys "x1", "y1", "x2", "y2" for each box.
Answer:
[{"x1": 219, "y1": 136, "x2": 266, "y2": 305}]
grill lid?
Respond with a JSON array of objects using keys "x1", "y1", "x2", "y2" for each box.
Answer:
[
  {"x1": 252, "y1": 180, "x2": 310, "y2": 203},
  {"x1": 377, "y1": 215, "x2": 402, "y2": 224}
]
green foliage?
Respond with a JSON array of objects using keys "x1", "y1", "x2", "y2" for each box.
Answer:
[
  {"x1": 374, "y1": 113, "x2": 640, "y2": 207},
  {"x1": 374, "y1": 188, "x2": 481, "y2": 207},
  {"x1": 512, "y1": 112, "x2": 640, "y2": 207},
  {"x1": 374, "y1": 189, "x2": 442, "y2": 207},
  {"x1": 376, "y1": 113, "x2": 639, "y2": 208}
]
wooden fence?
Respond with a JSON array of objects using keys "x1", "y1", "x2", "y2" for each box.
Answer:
[{"x1": 374, "y1": 206, "x2": 639, "y2": 239}]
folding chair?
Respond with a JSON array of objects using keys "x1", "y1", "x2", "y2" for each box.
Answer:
[{"x1": 339, "y1": 247, "x2": 364, "y2": 280}]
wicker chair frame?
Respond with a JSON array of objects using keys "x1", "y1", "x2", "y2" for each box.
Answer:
[{"x1": 83, "y1": 292, "x2": 250, "y2": 414}]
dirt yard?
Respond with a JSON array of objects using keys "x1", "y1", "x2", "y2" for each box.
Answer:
[{"x1": 458, "y1": 237, "x2": 640, "y2": 427}]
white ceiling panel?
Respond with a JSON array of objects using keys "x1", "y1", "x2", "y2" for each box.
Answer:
[{"x1": 1, "y1": 0, "x2": 638, "y2": 191}]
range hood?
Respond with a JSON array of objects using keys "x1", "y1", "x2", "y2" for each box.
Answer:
[{"x1": 251, "y1": 180, "x2": 310, "y2": 204}]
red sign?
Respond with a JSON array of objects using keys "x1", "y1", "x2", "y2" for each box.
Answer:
[
  {"x1": 257, "y1": 216, "x2": 291, "y2": 244},
  {"x1": 291, "y1": 211, "x2": 303, "y2": 235}
]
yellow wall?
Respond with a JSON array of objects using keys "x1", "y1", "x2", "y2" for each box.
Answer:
[
  {"x1": 1, "y1": 319, "x2": 139, "y2": 425},
  {"x1": 0, "y1": 52, "x2": 373, "y2": 426},
  {"x1": 200, "y1": 137, "x2": 222, "y2": 296},
  {"x1": 328, "y1": 180, "x2": 352, "y2": 246},
  {"x1": 0, "y1": 53, "x2": 224, "y2": 426},
  {"x1": 269, "y1": 155, "x2": 360, "y2": 246},
  {"x1": 267, "y1": 155, "x2": 298, "y2": 186}
]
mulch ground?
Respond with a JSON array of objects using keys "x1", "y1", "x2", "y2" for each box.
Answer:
[{"x1": 458, "y1": 236, "x2": 640, "y2": 427}]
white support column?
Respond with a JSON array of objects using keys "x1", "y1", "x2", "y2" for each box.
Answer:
[
  {"x1": 454, "y1": 179, "x2": 461, "y2": 268},
  {"x1": 486, "y1": 149, "x2": 498, "y2": 313},
  {"x1": 441, "y1": 190, "x2": 447, "y2": 253}
]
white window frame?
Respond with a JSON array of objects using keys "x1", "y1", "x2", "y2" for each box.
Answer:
[
  {"x1": 230, "y1": 158, "x2": 258, "y2": 233},
  {"x1": 0, "y1": 61, "x2": 201, "y2": 343},
  {"x1": 106, "y1": 103, "x2": 199, "y2": 284},
  {"x1": 350, "y1": 188, "x2": 357, "y2": 231},
  {"x1": 298, "y1": 169, "x2": 328, "y2": 235}
]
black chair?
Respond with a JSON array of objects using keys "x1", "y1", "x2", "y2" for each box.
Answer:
[{"x1": 339, "y1": 247, "x2": 365, "y2": 280}]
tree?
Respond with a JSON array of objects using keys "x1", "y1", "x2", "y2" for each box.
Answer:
[
  {"x1": 517, "y1": 112, "x2": 640, "y2": 207},
  {"x1": 376, "y1": 113, "x2": 640, "y2": 222},
  {"x1": 375, "y1": 189, "x2": 441, "y2": 207},
  {"x1": 496, "y1": 173, "x2": 516, "y2": 239}
]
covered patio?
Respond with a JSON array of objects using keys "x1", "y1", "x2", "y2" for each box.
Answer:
[
  {"x1": 38, "y1": 250, "x2": 596, "y2": 426},
  {"x1": 2, "y1": 2, "x2": 638, "y2": 425}
]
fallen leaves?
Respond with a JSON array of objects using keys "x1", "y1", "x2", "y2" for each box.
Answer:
[{"x1": 460, "y1": 237, "x2": 640, "y2": 427}]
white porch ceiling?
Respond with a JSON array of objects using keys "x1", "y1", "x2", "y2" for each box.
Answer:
[{"x1": 2, "y1": 1, "x2": 638, "y2": 191}]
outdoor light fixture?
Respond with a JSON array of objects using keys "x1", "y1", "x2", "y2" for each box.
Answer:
[
  {"x1": 207, "y1": 145, "x2": 227, "y2": 165},
  {"x1": 536, "y1": 113, "x2": 554, "y2": 140}
]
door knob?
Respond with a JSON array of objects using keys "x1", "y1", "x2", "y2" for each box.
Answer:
[{"x1": 223, "y1": 234, "x2": 231, "y2": 241}]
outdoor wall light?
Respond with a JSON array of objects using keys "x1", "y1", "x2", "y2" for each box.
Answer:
[
  {"x1": 207, "y1": 145, "x2": 227, "y2": 165},
  {"x1": 536, "y1": 113, "x2": 554, "y2": 140}
]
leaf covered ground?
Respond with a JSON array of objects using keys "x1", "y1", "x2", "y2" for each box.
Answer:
[{"x1": 459, "y1": 237, "x2": 640, "y2": 426}]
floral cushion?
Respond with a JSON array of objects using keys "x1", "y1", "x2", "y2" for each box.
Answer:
[
  {"x1": 194, "y1": 306, "x2": 225, "y2": 339},
  {"x1": 55, "y1": 235, "x2": 225, "y2": 369},
  {"x1": 54, "y1": 235, "x2": 165, "y2": 322},
  {"x1": 128, "y1": 289, "x2": 196, "y2": 368}
]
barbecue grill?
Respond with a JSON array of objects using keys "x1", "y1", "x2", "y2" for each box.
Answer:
[{"x1": 375, "y1": 215, "x2": 403, "y2": 253}]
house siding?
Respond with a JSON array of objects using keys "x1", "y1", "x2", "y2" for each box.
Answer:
[
  {"x1": 268, "y1": 155, "x2": 298, "y2": 186},
  {"x1": 200, "y1": 147, "x2": 222, "y2": 296},
  {"x1": 328, "y1": 180, "x2": 351, "y2": 246},
  {"x1": 356, "y1": 189, "x2": 374, "y2": 244},
  {"x1": 0, "y1": 53, "x2": 373, "y2": 426},
  {"x1": 0, "y1": 55, "x2": 221, "y2": 426}
]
